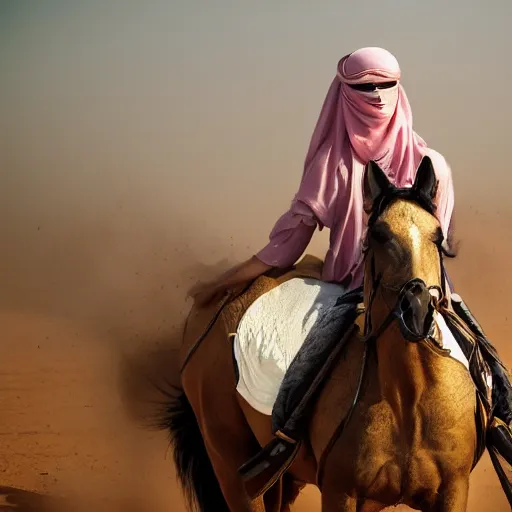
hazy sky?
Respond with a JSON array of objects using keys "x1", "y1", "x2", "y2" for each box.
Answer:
[{"x1": 1, "y1": 2, "x2": 511, "y2": 510}]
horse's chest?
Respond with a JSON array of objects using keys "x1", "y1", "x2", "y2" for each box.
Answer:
[
  {"x1": 347, "y1": 396, "x2": 475, "y2": 502},
  {"x1": 343, "y1": 416, "x2": 432, "y2": 502}
]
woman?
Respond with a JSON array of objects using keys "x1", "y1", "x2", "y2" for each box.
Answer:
[{"x1": 188, "y1": 46, "x2": 454, "y2": 305}]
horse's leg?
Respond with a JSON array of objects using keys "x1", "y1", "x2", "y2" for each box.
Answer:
[
  {"x1": 189, "y1": 390, "x2": 267, "y2": 511},
  {"x1": 321, "y1": 491, "x2": 357, "y2": 512},
  {"x1": 356, "y1": 501, "x2": 387, "y2": 512},
  {"x1": 262, "y1": 478, "x2": 282, "y2": 512},
  {"x1": 260, "y1": 473, "x2": 307, "y2": 512},
  {"x1": 235, "y1": 392, "x2": 315, "y2": 511},
  {"x1": 320, "y1": 450, "x2": 356, "y2": 511},
  {"x1": 280, "y1": 473, "x2": 307, "y2": 512},
  {"x1": 236, "y1": 393, "x2": 318, "y2": 483},
  {"x1": 431, "y1": 478, "x2": 469, "y2": 512}
]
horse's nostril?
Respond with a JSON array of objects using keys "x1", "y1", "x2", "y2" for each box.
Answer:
[
  {"x1": 410, "y1": 282, "x2": 428, "y2": 299},
  {"x1": 404, "y1": 287, "x2": 429, "y2": 308},
  {"x1": 399, "y1": 281, "x2": 434, "y2": 341}
]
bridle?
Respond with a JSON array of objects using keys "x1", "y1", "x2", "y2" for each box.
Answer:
[
  {"x1": 361, "y1": 190, "x2": 451, "y2": 348},
  {"x1": 361, "y1": 249, "x2": 448, "y2": 346}
]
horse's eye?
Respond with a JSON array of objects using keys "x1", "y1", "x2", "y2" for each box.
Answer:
[{"x1": 370, "y1": 222, "x2": 392, "y2": 244}]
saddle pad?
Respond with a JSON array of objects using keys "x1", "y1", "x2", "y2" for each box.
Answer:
[
  {"x1": 233, "y1": 277, "x2": 346, "y2": 415},
  {"x1": 233, "y1": 277, "x2": 474, "y2": 416}
]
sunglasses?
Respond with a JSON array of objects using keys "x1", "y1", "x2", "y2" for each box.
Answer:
[{"x1": 348, "y1": 81, "x2": 398, "y2": 92}]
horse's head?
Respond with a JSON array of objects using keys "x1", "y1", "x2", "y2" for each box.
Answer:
[{"x1": 361, "y1": 156, "x2": 454, "y2": 343}]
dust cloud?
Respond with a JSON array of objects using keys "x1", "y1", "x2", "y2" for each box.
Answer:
[{"x1": 1, "y1": 1, "x2": 511, "y2": 510}]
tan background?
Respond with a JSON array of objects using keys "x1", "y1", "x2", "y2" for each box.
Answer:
[{"x1": 1, "y1": 1, "x2": 511, "y2": 510}]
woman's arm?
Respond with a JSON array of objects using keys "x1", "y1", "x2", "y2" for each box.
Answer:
[
  {"x1": 188, "y1": 199, "x2": 318, "y2": 306},
  {"x1": 255, "y1": 198, "x2": 318, "y2": 268},
  {"x1": 188, "y1": 255, "x2": 273, "y2": 302}
]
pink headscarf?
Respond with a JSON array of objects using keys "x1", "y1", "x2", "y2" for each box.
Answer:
[
  {"x1": 256, "y1": 47, "x2": 454, "y2": 289},
  {"x1": 297, "y1": 46, "x2": 428, "y2": 227}
]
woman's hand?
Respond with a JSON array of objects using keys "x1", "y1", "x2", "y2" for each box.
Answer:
[
  {"x1": 187, "y1": 280, "x2": 225, "y2": 307},
  {"x1": 187, "y1": 256, "x2": 274, "y2": 308}
]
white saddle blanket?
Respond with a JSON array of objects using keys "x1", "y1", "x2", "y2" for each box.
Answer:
[{"x1": 232, "y1": 277, "x2": 471, "y2": 415}]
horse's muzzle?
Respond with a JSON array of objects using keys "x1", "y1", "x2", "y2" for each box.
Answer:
[{"x1": 397, "y1": 279, "x2": 436, "y2": 342}]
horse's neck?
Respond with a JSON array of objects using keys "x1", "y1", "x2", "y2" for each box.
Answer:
[
  {"x1": 377, "y1": 327, "x2": 432, "y2": 402},
  {"x1": 368, "y1": 295, "x2": 435, "y2": 415}
]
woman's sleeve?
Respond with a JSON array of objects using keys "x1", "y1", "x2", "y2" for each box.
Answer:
[{"x1": 255, "y1": 198, "x2": 319, "y2": 269}]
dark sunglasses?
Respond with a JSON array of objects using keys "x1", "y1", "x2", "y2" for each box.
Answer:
[{"x1": 348, "y1": 81, "x2": 398, "y2": 92}]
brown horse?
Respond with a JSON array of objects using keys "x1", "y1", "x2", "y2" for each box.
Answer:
[{"x1": 157, "y1": 157, "x2": 488, "y2": 511}]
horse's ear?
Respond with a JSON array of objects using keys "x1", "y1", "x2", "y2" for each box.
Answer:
[
  {"x1": 363, "y1": 160, "x2": 392, "y2": 209},
  {"x1": 413, "y1": 156, "x2": 438, "y2": 200}
]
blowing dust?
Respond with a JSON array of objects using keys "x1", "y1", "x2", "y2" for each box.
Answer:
[{"x1": 1, "y1": 1, "x2": 511, "y2": 511}]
